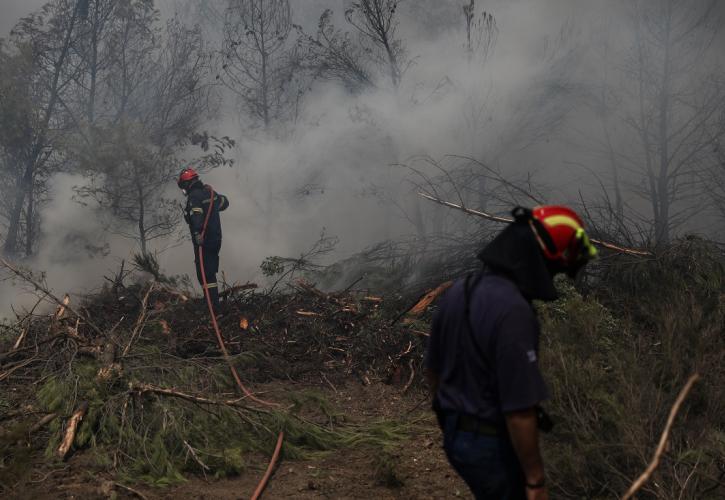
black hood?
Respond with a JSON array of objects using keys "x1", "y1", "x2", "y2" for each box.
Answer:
[
  {"x1": 184, "y1": 179, "x2": 204, "y2": 193},
  {"x1": 477, "y1": 218, "x2": 558, "y2": 302}
]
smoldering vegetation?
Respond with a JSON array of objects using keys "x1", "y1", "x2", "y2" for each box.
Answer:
[{"x1": 0, "y1": 0, "x2": 724, "y2": 498}]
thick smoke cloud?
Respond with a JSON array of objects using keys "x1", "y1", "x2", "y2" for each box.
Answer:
[{"x1": 1, "y1": 0, "x2": 722, "y2": 316}]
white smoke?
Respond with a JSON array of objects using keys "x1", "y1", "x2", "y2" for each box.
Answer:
[{"x1": 3, "y1": 0, "x2": 721, "y2": 316}]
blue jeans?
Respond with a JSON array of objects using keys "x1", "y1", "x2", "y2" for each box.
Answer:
[{"x1": 443, "y1": 414, "x2": 526, "y2": 500}]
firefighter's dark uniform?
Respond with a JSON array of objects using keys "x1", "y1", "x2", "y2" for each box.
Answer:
[
  {"x1": 184, "y1": 181, "x2": 229, "y2": 312},
  {"x1": 426, "y1": 220, "x2": 558, "y2": 499}
]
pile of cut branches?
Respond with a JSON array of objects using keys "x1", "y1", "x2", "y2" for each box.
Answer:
[{"x1": 0, "y1": 260, "x2": 430, "y2": 492}]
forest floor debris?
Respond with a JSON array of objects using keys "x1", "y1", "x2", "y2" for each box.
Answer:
[
  {"x1": 1, "y1": 237, "x2": 724, "y2": 499},
  {"x1": 0, "y1": 275, "x2": 440, "y2": 498}
]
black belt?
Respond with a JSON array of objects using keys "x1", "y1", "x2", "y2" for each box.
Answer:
[{"x1": 455, "y1": 414, "x2": 500, "y2": 436}]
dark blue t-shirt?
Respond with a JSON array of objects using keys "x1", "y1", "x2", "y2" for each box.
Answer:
[{"x1": 425, "y1": 274, "x2": 549, "y2": 424}]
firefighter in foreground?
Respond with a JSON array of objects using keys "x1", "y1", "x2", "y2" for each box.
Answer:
[
  {"x1": 426, "y1": 206, "x2": 597, "y2": 500},
  {"x1": 178, "y1": 168, "x2": 230, "y2": 316}
]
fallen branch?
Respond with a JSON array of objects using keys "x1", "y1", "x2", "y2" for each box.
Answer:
[
  {"x1": 0, "y1": 257, "x2": 105, "y2": 336},
  {"x1": 390, "y1": 281, "x2": 453, "y2": 327},
  {"x1": 0, "y1": 356, "x2": 38, "y2": 382},
  {"x1": 622, "y1": 373, "x2": 701, "y2": 500},
  {"x1": 296, "y1": 310, "x2": 322, "y2": 317},
  {"x1": 57, "y1": 401, "x2": 89, "y2": 460},
  {"x1": 113, "y1": 482, "x2": 148, "y2": 500},
  {"x1": 0, "y1": 333, "x2": 69, "y2": 364},
  {"x1": 100, "y1": 481, "x2": 148, "y2": 500},
  {"x1": 54, "y1": 294, "x2": 70, "y2": 320},
  {"x1": 29, "y1": 412, "x2": 58, "y2": 434},
  {"x1": 251, "y1": 431, "x2": 285, "y2": 500},
  {"x1": 418, "y1": 192, "x2": 652, "y2": 257},
  {"x1": 295, "y1": 279, "x2": 344, "y2": 306},
  {"x1": 128, "y1": 382, "x2": 259, "y2": 410},
  {"x1": 407, "y1": 281, "x2": 453, "y2": 318}
]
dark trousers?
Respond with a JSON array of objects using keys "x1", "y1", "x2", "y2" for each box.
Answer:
[
  {"x1": 194, "y1": 240, "x2": 221, "y2": 312},
  {"x1": 442, "y1": 413, "x2": 526, "y2": 500}
]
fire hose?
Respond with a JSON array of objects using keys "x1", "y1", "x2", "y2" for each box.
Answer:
[{"x1": 198, "y1": 185, "x2": 284, "y2": 499}]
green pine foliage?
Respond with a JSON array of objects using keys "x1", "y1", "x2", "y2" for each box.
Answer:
[
  {"x1": 537, "y1": 239, "x2": 725, "y2": 499},
  {"x1": 31, "y1": 354, "x2": 412, "y2": 486}
]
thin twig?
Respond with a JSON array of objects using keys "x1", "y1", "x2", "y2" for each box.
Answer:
[
  {"x1": 183, "y1": 439, "x2": 211, "y2": 472},
  {"x1": 0, "y1": 356, "x2": 38, "y2": 382},
  {"x1": 321, "y1": 372, "x2": 338, "y2": 394},
  {"x1": 622, "y1": 373, "x2": 701, "y2": 500},
  {"x1": 128, "y1": 382, "x2": 261, "y2": 410},
  {"x1": 0, "y1": 333, "x2": 74, "y2": 364},
  {"x1": 28, "y1": 465, "x2": 70, "y2": 484},
  {"x1": 402, "y1": 359, "x2": 416, "y2": 394},
  {"x1": 340, "y1": 275, "x2": 365, "y2": 294},
  {"x1": 113, "y1": 482, "x2": 148, "y2": 500}
]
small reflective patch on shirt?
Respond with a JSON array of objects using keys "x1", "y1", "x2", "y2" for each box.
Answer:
[{"x1": 527, "y1": 350, "x2": 537, "y2": 363}]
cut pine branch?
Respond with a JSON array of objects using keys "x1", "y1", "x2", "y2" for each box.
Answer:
[
  {"x1": 407, "y1": 281, "x2": 453, "y2": 318},
  {"x1": 53, "y1": 294, "x2": 70, "y2": 320},
  {"x1": 57, "y1": 401, "x2": 89, "y2": 460},
  {"x1": 390, "y1": 281, "x2": 453, "y2": 327},
  {"x1": 418, "y1": 192, "x2": 652, "y2": 257}
]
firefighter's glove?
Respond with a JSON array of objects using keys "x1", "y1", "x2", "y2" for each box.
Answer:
[{"x1": 193, "y1": 233, "x2": 204, "y2": 246}]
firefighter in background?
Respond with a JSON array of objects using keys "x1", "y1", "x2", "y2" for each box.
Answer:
[
  {"x1": 178, "y1": 168, "x2": 230, "y2": 315},
  {"x1": 426, "y1": 206, "x2": 597, "y2": 500}
]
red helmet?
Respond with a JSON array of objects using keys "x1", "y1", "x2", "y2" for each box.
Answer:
[
  {"x1": 529, "y1": 205, "x2": 598, "y2": 269},
  {"x1": 178, "y1": 168, "x2": 199, "y2": 189}
]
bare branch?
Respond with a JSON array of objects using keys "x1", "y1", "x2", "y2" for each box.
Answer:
[
  {"x1": 418, "y1": 192, "x2": 653, "y2": 256},
  {"x1": 622, "y1": 373, "x2": 701, "y2": 500}
]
